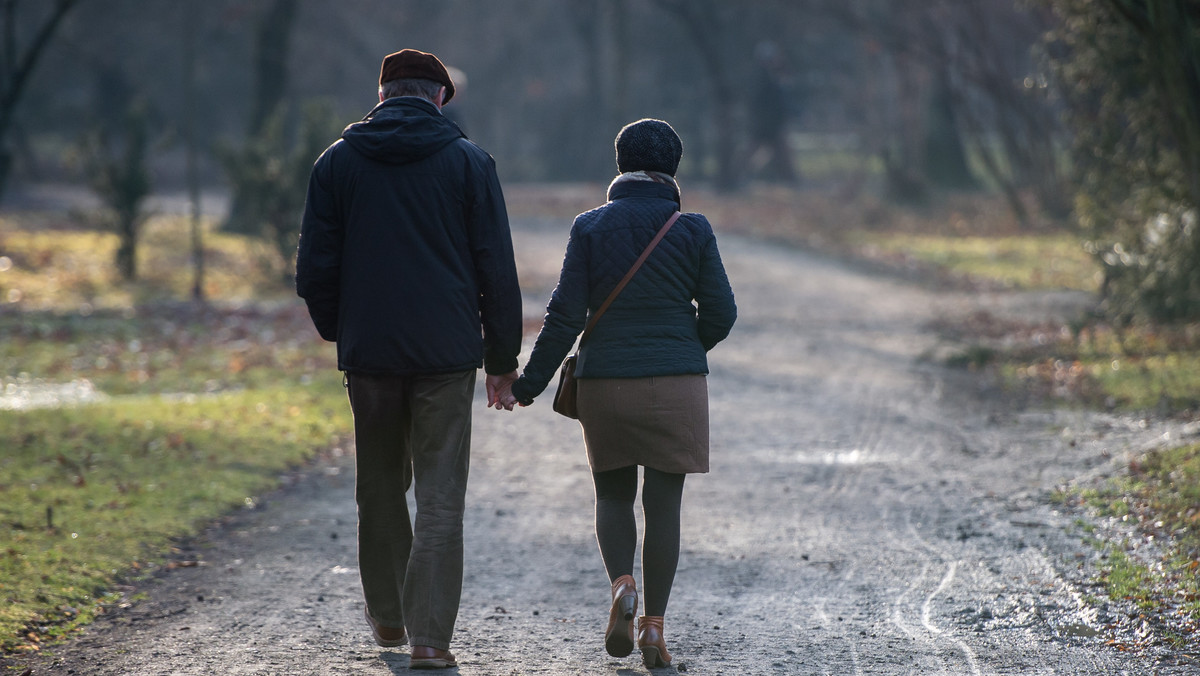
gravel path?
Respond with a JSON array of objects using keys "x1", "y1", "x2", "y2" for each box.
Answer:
[{"x1": 6, "y1": 222, "x2": 1192, "y2": 675}]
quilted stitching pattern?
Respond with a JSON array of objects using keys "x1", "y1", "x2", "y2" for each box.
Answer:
[
  {"x1": 511, "y1": 180, "x2": 736, "y2": 403},
  {"x1": 584, "y1": 203, "x2": 699, "y2": 312}
]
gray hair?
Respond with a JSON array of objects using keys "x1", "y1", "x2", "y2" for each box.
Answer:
[{"x1": 379, "y1": 77, "x2": 444, "y2": 102}]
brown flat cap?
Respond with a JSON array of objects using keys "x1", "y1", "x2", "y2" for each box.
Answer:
[{"x1": 379, "y1": 49, "x2": 455, "y2": 103}]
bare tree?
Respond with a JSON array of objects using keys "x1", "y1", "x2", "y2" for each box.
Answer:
[
  {"x1": 225, "y1": 0, "x2": 300, "y2": 235},
  {"x1": 812, "y1": 0, "x2": 1066, "y2": 219},
  {"x1": 84, "y1": 98, "x2": 151, "y2": 281},
  {"x1": 183, "y1": 1, "x2": 204, "y2": 302},
  {"x1": 247, "y1": 0, "x2": 298, "y2": 135},
  {"x1": 0, "y1": 0, "x2": 81, "y2": 198},
  {"x1": 810, "y1": 0, "x2": 941, "y2": 202},
  {"x1": 565, "y1": 0, "x2": 615, "y2": 179},
  {"x1": 608, "y1": 0, "x2": 630, "y2": 135},
  {"x1": 651, "y1": 0, "x2": 740, "y2": 191},
  {"x1": 933, "y1": 2, "x2": 1067, "y2": 223}
]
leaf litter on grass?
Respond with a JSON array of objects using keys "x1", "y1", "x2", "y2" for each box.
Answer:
[{"x1": 0, "y1": 209, "x2": 362, "y2": 654}]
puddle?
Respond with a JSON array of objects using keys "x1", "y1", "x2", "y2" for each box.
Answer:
[
  {"x1": 819, "y1": 449, "x2": 870, "y2": 465},
  {"x1": 800, "y1": 448, "x2": 887, "y2": 465},
  {"x1": 1056, "y1": 622, "x2": 1101, "y2": 638},
  {"x1": 0, "y1": 379, "x2": 108, "y2": 410},
  {"x1": 746, "y1": 447, "x2": 892, "y2": 465}
]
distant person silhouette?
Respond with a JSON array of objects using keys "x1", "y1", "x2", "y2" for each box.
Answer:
[
  {"x1": 748, "y1": 40, "x2": 799, "y2": 184},
  {"x1": 440, "y1": 65, "x2": 468, "y2": 136}
]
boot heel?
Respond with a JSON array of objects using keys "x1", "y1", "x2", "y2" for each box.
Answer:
[
  {"x1": 618, "y1": 594, "x2": 636, "y2": 620},
  {"x1": 605, "y1": 575, "x2": 638, "y2": 658},
  {"x1": 637, "y1": 615, "x2": 672, "y2": 668},
  {"x1": 641, "y1": 645, "x2": 666, "y2": 669}
]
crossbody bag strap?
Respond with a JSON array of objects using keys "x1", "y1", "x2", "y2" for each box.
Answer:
[{"x1": 578, "y1": 210, "x2": 682, "y2": 347}]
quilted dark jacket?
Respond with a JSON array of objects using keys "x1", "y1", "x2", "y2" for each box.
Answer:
[
  {"x1": 295, "y1": 96, "x2": 522, "y2": 376},
  {"x1": 510, "y1": 179, "x2": 736, "y2": 405}
]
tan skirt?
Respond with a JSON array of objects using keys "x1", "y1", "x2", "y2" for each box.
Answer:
[{"x1": 576, "y1": 374, "x2": 709, "y2": 474}]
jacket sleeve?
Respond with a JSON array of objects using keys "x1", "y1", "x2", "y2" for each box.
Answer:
[
  {"x1": 510, "y1": 218, "x2": 590, "y2": 405},
  {"x1": 295, "y1": 149, "x2": 343, "y2": 342},
  {"x1": 694, "y1": 226, "x2": 736, "y2": 351},
  {"x1": 466, "y1": 152, "x2": 523, "y2": 375}
]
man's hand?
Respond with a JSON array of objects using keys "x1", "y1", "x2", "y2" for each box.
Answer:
[{"x1": 485, "y1": 371, "x2": 519, "y2": 411}]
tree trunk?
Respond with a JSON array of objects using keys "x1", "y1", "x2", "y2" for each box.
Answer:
[
  {"x1": 183, "y1": 1, "x2": 205, "y2": 303},
  {"x1": 653, "y1": 0, "x2": 739, "y2": 191},
  {"x1": 608, "y1": 0, "x2": 629, "y2": 137},
  {"x1": 116, "y1": 222, "x2": 137, "y2": 281},
  {"x1": 248, "y1": 0, "x2": 298, "y2": 135},
  {"x1": 568, "y1": 0, "x2": 611, "y2": 180},
  {"x1": 225, "y1": 0, "x2": 299, "y2": 234},
  {"x1": 922, "y1": 75, "x2": 976, "y2": 190},
  {"x1": 0, "y1": 0, "x2": 81, "y2": 200}
]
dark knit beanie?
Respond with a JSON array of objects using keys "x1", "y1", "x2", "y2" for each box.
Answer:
[
  {"x1": 615, "y1": 119, "x2": 683, "y2": 176},
  {"x1": 379, "y1": 49, "x2": 455, "y2": 103}
]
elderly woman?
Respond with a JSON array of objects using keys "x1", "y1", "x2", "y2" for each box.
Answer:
[{"x1": 502, "y1": 119, "x2": 736, "y2": 669}]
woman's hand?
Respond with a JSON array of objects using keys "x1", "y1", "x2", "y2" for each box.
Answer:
[
  {"x1": 497, "y1": 389, "x2": 520, "y2": 411},
  {"x1": 486, "y1": 371, "x2": 518, "y2": 410}
]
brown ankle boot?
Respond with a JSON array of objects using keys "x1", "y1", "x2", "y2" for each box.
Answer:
[
  {"x1": 637, "y1": 616, "x2": 672, "y2": 668},
  {"x1": 604, "y1": 575, "x2": 638, "y2": 657}
]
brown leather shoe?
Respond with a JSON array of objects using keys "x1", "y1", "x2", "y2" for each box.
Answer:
[
  {"x1": 364, "y1": 607, "x2": 407, "y2": 647},
  {"x1": 410, "y1": 645, "x2": 458, "y2": 669},
  {"x1": 604, "y1": 574, "x2": 638, "y2": 657},
  {"x1": 637, "y1": 616, "x2": 672, "y2": 668}
]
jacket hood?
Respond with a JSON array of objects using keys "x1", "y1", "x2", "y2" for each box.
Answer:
[{"x1": 341, "y1": 97, "x2": 464, "y2": 164}]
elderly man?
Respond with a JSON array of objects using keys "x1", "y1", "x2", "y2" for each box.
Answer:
[{"x1": 296, "y1": 48, "x2": 522, "y2": 668}]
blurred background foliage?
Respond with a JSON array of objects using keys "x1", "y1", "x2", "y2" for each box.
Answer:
[
  {"x1": 0, "y1": 0, "x2": 1196, "y2": 320},
  {"x1": 1041, "y1": 0, "x2": 1200, "y2": 324}
]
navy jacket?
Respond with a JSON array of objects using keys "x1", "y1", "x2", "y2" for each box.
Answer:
[
  {"x1": 295, "y1": 97, "x2": 522, "y2": 376},
  {"x1": 511, "y1": 179, "x2": 736, "y2": 404}
]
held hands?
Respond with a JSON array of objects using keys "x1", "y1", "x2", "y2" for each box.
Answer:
[
  {"x1": 497, "y1": 389, "x2": 519, "y2": 410},
  {"x1": 485, "y1": 371, "x2": 520, "y2": 411}
]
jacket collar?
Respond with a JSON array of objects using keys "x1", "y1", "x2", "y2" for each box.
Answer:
[
  {"x1": 363, "y1": 96, "x2": 443, "y2": 121},
  {"x1": 606, "y1": 178, "x2": 681, "y2": 207}
]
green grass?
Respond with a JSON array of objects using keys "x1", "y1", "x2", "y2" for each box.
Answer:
[
  {"x1": 0, "y1": 213, "x2": 353, "y2": 654},
  {"x1": 1124, "y1": 444, "x2": 1200, "y2": 549},
  {"x1": 794, "y1": 148, "x2": 884, "y2": 181},
  {"x1": 861, "y1": 232, "x2": 1100, "y2": 291},
  {"x1": 0, "y1": 306, "x2": 334, "y2": 398},
  {"x1": 1088, "y1": 353, "x2": 1200, "y2": 412},
  {"x1": 0, "y1": 382, "x2": 350, "y2": 652},
  {"x1": 987, "y1": 324, "x2": 1200, "y2": 413},
  {"x1": 0, "y1": 213, "x2": 288, "y2": 311},
  {"x1": 869, "y1": 225, "x2": 1200, "y2": 416},
  {"x1": 1100, "y1": 549, "x2": 1163, "y2": 612},
  {"x1": 1060, "y1": 444, "x2": 1200, "y2": 645},
  {"x1": 850, "y1": 220, "x2": 1200, "y2": 417}
]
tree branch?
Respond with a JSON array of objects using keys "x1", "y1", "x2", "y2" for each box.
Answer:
[
  {"x1": 1104, "y1": 0, "x2": 1151, "y2": 34},
  {"x1": 0, "y1": 0, "x2": 81, "y2": 138},
  {"x1": 3, "y1": 0, "x2": 16, "y2": 86}
]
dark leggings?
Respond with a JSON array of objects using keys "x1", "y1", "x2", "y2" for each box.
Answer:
[{"x1": 592, "y1": 465, "x2": 685, "y2": 617}]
